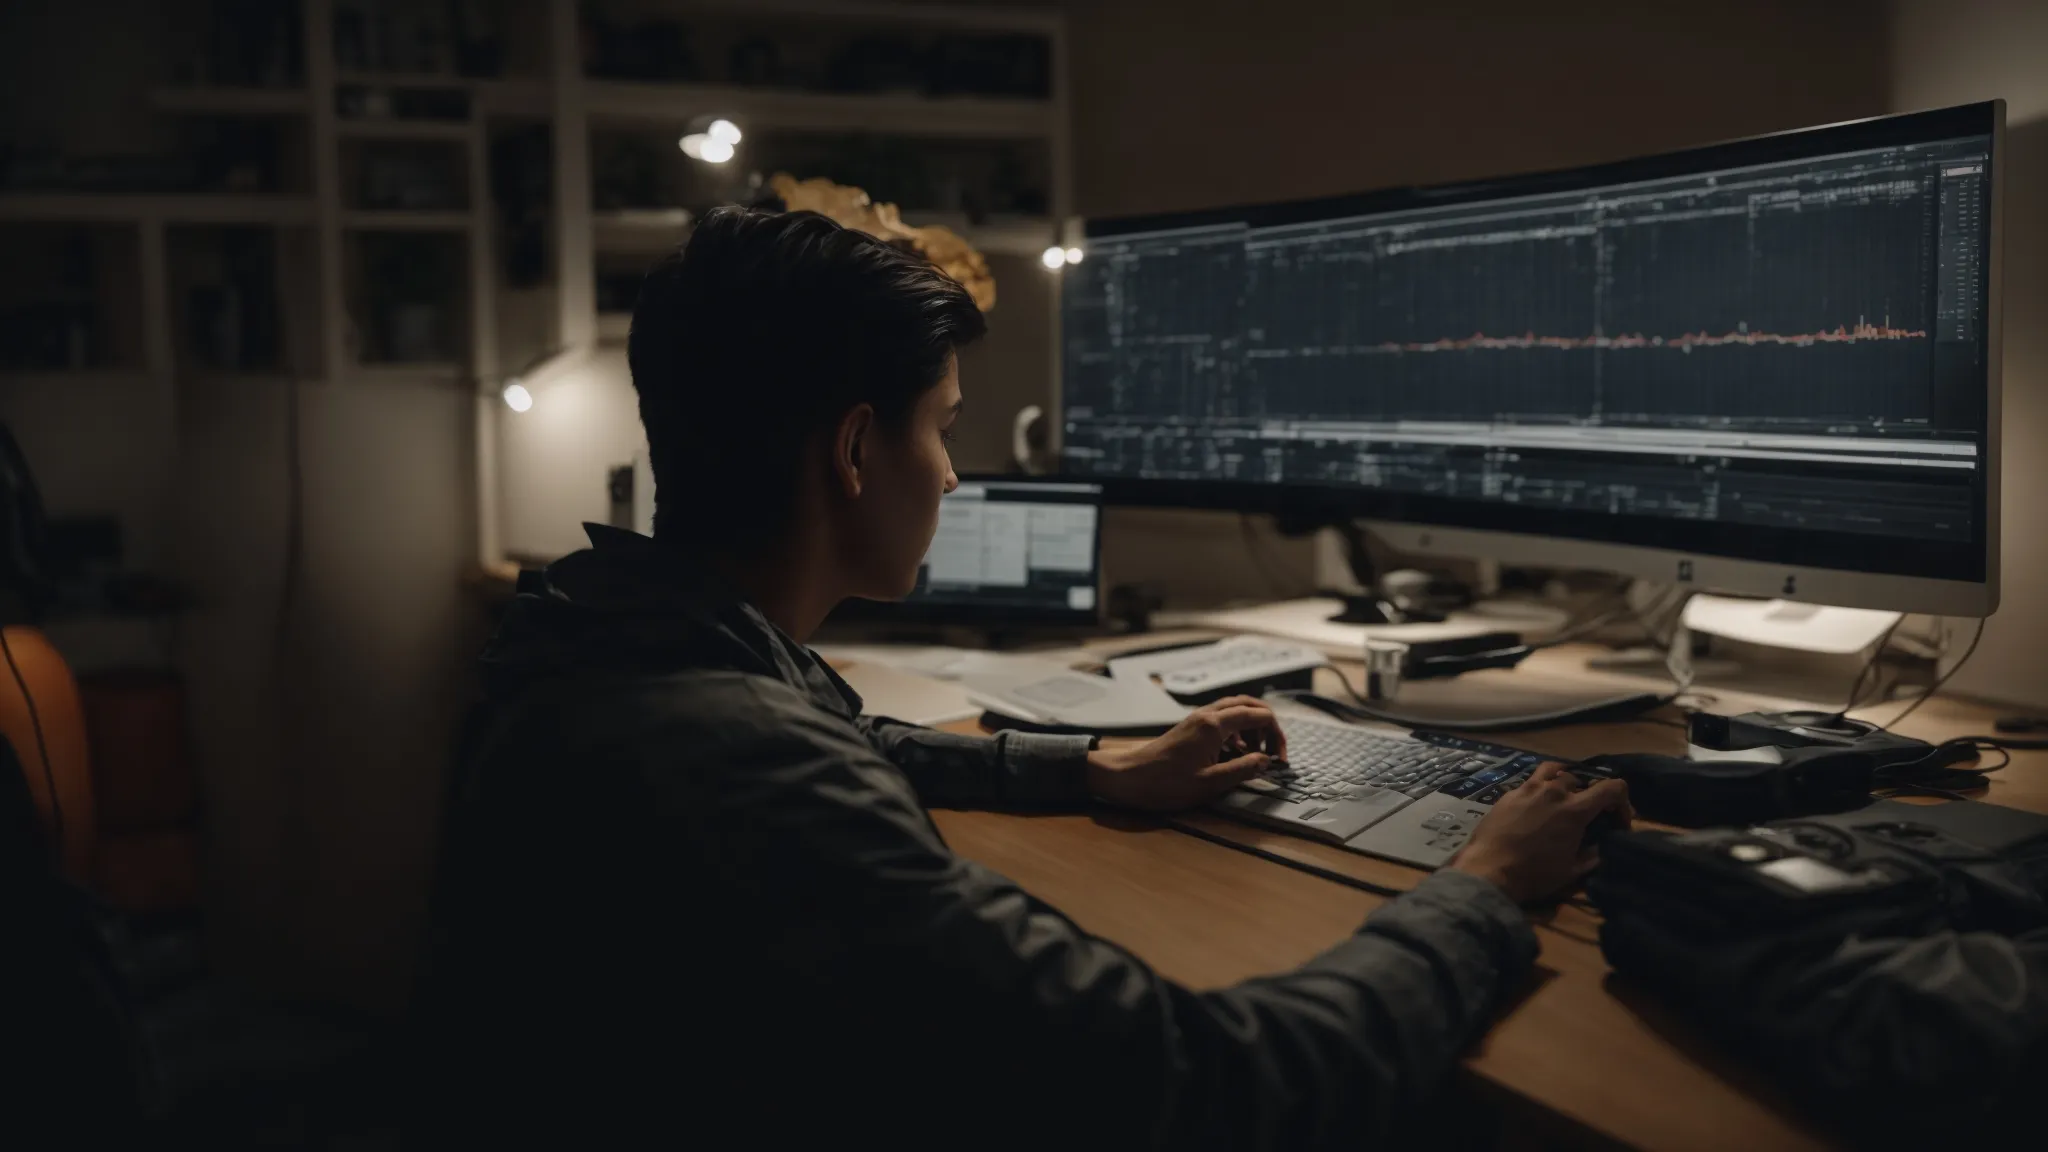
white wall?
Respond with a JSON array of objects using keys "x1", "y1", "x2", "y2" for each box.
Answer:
[
  {"x1": 279, "y1": 380, "x2": 472, "y2": 1006},
  {"x1": 1893, "y1": 0, "x2": 2048, "y2": 708},
  {"x1": 497, "y1": 347, "x2": 643, "y2": 558}
]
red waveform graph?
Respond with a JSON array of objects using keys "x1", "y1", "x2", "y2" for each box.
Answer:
[{"x1": 1364, "y1": 317, "x2": 1927, "y2": 353}]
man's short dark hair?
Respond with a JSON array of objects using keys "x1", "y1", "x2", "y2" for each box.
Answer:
[{"x1": 628, "y1": 206, "x2": 986, "y2": 545}]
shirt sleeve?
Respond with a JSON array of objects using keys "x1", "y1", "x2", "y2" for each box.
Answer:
[
  {"x1": 852, "y1": 712, "x2": 1097, "y2": 810},
  {"x1": 687, "y1": 680, "x2": 1538, "y2": 1150}
]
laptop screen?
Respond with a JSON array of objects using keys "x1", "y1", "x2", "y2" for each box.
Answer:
[{"x1": 846, "y1": 477, "x2": 1104, "y2": 626}]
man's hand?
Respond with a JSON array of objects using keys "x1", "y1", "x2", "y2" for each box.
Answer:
[
  {"x1": 1447, "y1": 761, "x2": 1632, "y2": 904},
  {"x1": 1086, "y1": 696, "x2": 1288, "y2": 813}
]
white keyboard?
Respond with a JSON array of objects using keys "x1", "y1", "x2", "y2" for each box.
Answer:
[{"x1": 1107, "y1": 636, "x2": 1326, "y2": 700}]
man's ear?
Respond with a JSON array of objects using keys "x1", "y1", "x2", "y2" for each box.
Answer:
[{"x1": 831, "y1": 403, "x2": 877, "y2": 498}]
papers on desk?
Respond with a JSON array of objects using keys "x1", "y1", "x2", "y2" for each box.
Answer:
[
  {"x1": 956, "y1": 658, "x2": 1190, "y2": 734},
  {"x1": 820, "y1": 644, "x2": 1189, "y2": 734},
  {"x1": 1188, "y1": 597, "x2": 1570, "y2": 660}
]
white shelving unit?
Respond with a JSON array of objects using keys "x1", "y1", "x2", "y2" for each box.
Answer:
[{"x1": 0, "y1": 0, "x2": 1070, "y2": 570}]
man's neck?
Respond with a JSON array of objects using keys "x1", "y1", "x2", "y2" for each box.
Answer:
[{"x1": 718, "y1": 541, "x2": 841, "y2": 643}]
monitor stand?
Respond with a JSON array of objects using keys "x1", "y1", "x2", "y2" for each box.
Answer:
[{"x1": 1281, "y1": 516, "x2": 1448, "y2": 626}]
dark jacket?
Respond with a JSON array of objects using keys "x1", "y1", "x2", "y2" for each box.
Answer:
[{"x1": 416, "y1": 524, "x2": 1537, "y2": 1148}]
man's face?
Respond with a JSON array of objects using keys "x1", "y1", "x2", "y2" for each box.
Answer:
[{"x1": 846, "y1": 359, "x2": 962, "y2": 600}]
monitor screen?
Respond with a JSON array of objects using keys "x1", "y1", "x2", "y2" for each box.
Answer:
[
  {"x1": 1059, "y1": 104, "x2": 1999, "y2": 604},
  {"x1": 845, "y1": 478, "x2": 1104, "y2": 625}
]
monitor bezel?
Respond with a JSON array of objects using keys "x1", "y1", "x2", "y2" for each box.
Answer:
[
  {"x1": 1058, "y1": 101, "x2": 2003, "y2": 617},
  {"x1": 831, "y1": 475, "x2": 1107, "y2": 627}
]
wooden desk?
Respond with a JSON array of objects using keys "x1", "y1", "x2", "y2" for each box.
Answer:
[{"x1": 925, "y1": 644, "x2": 2048, "y2": 1152}]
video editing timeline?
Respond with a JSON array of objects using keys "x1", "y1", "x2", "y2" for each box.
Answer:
[
  {"x1": 912, "y1": 481, "x2": 1101, "y2": 613},
  {"x1": 1062, "y1": 135, "x2": 1991, "y2": 543}
]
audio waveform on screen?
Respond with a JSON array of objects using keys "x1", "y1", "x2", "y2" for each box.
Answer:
[{"x1": 1357, "y1": 317, "x2": 1927, "y2": 355}]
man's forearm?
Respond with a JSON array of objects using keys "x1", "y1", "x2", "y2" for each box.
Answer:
[
  {"x1": 1152, "y1": 870, "x2": 1538, "y2": 1148},
  {"x1": 854, "y1": 715, "x2": 1095, "y2": 809}
]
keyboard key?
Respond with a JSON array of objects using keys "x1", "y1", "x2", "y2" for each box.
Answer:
[{"x1": 1439, "y1": 776, "x2": 1489, "y2": 799}]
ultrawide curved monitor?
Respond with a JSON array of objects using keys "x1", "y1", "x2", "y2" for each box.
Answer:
[{"x1": 1057, "y1": 102, "x2": 2003, "y2": 616}]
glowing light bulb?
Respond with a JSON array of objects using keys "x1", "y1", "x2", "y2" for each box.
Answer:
[
  {"x1": 679, "y1": 133, "x2": 706, "y2": 159},
  {"x1": 707, "y1": 119, "x2": 742, "y2": 145},
  {"x1": 699, "y1": 138, "x2": 734, "y2": 163},
  {"x1": 1041, "y1": 246, "x2": 1067, "y2": 270},
  {"x1": 1063, "y1": 247, "x2": 1084, "y2": 265},
  {"x1": 502, "y1": 382, "x2": 533, "y2": 413}
]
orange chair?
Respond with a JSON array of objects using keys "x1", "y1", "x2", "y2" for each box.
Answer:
[
  {"x1": 0, "y1": 417, "x2": 200, "y2": 909},
  {"x1": 0, "y1": 623, "x2": 96, "y2": 884}
]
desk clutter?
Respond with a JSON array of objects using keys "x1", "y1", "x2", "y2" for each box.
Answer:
[
  {"x1": 836, "y1": 600, "x2": 2047, "y2": 1139},
  {"x1": 1591, "y1": 799, "x2": 2048, "y2": 1143},
  {"x1": 842, "y1": 627, "x2": 2044, "y2": 1144}
]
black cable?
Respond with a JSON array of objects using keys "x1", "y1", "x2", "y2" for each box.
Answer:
[
  {"x1": 1, "y1": 627, "x2": 61, "y2": 863},
  {"x1": 1880, "y1": 618, "x2": 1985, "y2": 732},
  {"x1": 1169, "y1": 817, "x2": 1414, "y2": 899},
  {"x1": 1530, "y1": 600, "x2": 1636, "y2": 650},
  {"x1": 1835, "y1": 618, "x2": 1903, "y2": 719},
  {"x1": 1867, "y1": 736, "x2": 2014, "y2": 799},
  {"x1": 1627, "y1": 586, "x2": 1686, "y2": 650}
]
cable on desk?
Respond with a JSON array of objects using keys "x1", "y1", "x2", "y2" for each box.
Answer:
[
  {"x1": 1169, "y1": 819, "x2": 1414, "y2": 900},
  {"x1": 1835, "y1": 618, "x2": 1905, "y2": 720},
  {"x1": 1879, "y1": 618, "x2": 1986, "y2": 732},
  {"x1": 1627, "y1": 585, "x2": 1690, "y2": 650}
]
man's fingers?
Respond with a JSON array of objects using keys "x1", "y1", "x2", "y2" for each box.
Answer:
[
  {"x1": 1525, "y1": 760, "x2": 1572, "y2": 789},
  {"x1": 1203, "y1": 751, "x2": 1274, "y2": 786},
  {"x1": 1193, "y1": 698, "x2": 1285, "y2": 757},
  {"x1": 1566, "y1": 777, "x2": 1631, "y2": 815},
  {"x1": 1208, "y1": 704, "x2": 1282, "y2": 736}
]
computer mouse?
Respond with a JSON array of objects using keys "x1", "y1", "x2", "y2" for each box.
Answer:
[{"x1": 1583, "y1": 810, "x2": 1626, "y2": 850}]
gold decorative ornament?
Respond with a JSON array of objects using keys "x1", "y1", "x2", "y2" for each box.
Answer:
[{"x1": 767, "y1": 172, "x2": 997, "y2": 312}]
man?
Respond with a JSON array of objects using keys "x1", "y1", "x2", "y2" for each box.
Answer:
[{"x1": 417, "y1": 207, "x2": 1630, "y2": 1148}]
